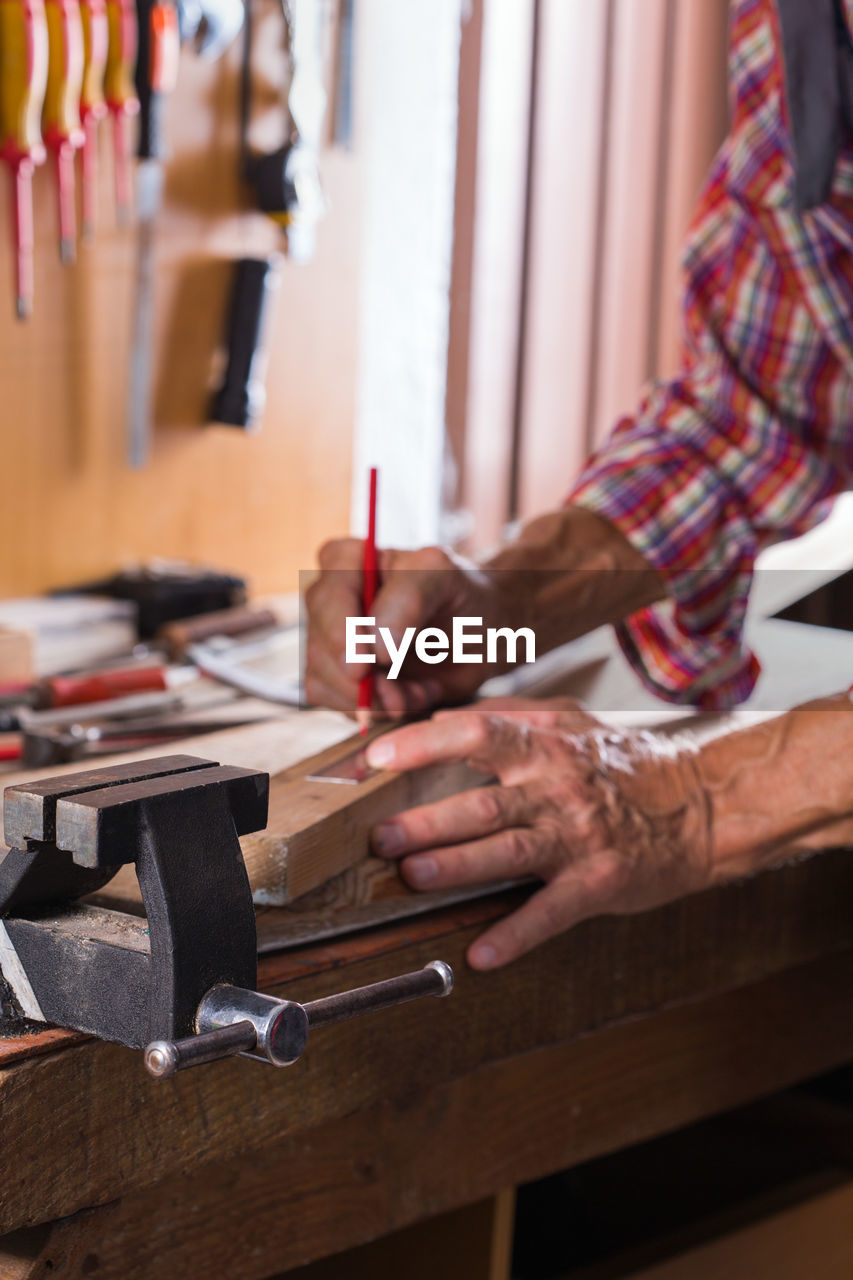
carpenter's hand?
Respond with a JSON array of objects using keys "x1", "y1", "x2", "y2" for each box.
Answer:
[
  {"x1": 304, "y1": 540, "x2": 515, "y2": 720},
  {"x1": 366, "y1": 700, "x2": 712, "y2": 969}
]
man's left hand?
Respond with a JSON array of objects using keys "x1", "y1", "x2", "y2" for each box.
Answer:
[{"x1": 366, "y1": 699, "x2": 713, "y2": 970}]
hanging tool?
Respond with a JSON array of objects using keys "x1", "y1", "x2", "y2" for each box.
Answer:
[
  {"x1": 42, "y1": 0, "x2": 85, "y2": 262},
  {"x1": 331, "y1": 0, "x2": 353, "y2": 148},
  {"x1": 126, "y1": 0, "x2": 179, "y2": 468},
  {"x1": 103, "y1": 0, "x2": 138, "y2": 223},
  {"x1": 0, "y1": 0, "x2": 49, "y2": 318},
  {"x1": 0, "y1": 755, "x2": 454, "y2": 1077},
  {"x1": 177, "y1": 0, "x2": 242, "y2": 59},
  {"x1": 208, "y1": 255, "x2": 282, "y2": 430},
  {"x1": 78, "y1": 0, "x2": 107, "y2": 238},
  {"x1": 240, "y1": 0, "x2": 328, "y2": 263}
]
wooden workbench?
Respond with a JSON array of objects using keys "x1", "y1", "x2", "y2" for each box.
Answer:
[{"x1": 2, "y1": 613, "x2": 853, "y2": 1278}]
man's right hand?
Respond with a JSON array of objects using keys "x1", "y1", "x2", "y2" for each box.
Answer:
[
  {"x1": 304, "y1": 540, "x2": 514, "y2": 718},
  {"x1": 304, "y1": 506, "x2": 665, "y2": 721}
]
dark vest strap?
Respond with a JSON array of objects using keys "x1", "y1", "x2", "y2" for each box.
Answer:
[{"x1": 776, "y1": 0, "x2": 845, "y2": 210}]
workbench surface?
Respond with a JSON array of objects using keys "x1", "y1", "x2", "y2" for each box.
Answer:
[{"x1": 2, "y1": 613, "x2": 853, "y2": 1277}]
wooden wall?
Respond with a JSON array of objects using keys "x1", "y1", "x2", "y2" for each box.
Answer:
[{"x1": 0, "y1": 1, "x2": 361, "y2": 597}]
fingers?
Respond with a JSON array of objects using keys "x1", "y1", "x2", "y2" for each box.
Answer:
[
  {"x1": 307, "y1": 541, "x2": 466, "y2": 714},
  {"x1": 437, "y1": 698, "x2": 595, "y2": 733},
  {"x1": 372, "y1": 784, "x2": 533, "y2": 857},
  {"x1": 305, "y1": 539, "x2": 369, "y2": 712},
  {"x1": 304, "y1": 633, "x2": 363, "y2": 715},
  {"x1": 466, "y1": 869, "x2": 608, "y2": 969},
  {"x1": 375, "y1": 674, "x2": 446, "y2": 719},
  {"x1": 396, "y1": 825, "x2": 546, "y2": 892},
  {"x1": 373, "y1": 546, "x2": 459, "y2": 640},
  {"x1": 366, "y1": 709, "x2": 543, "y2": 775}
]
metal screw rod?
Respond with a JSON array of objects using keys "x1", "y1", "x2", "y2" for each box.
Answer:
[
  {"x1": 142, "y1": 961, "x2": 454, "y2": 1079},
  {"x1": 303, "y1": 960, "x2": 454, "y2": 1030},
  {"x1": 144, "y1": 1020, "x2": 256, "y2": 1079}
]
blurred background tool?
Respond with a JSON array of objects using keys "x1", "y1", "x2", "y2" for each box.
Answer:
[
  {"x1": 331, "y1": 0, "x2": 352, "y2": 147},
  {"x1": 177, "y1": 0, "x2": 242, "y2": 60},
  {"x1": 240, "y1": 0, "x2": 329, "y2": 263},
  {"x1": 208, "y1": 255, "x2": 281, "y2": 430},
  {"x1": 103, "y1": 0, "x2": 137, "y2": 223},
  {"x1": 0, "y1": 658, "x2": 198, "y2": 710},
  {"x1": 42, "y1": 0, "x2": 85, "y2": 262},
  {"x1": 78, "y1": 0, "x2": 107, "y2": 238},
  {"x1": 20, "y1": 713, "x2": 259, "y2": 765},
  {"x1": 0, "y1": 594, "x2": 137, "y2": 674},
  {"x1": 64, "y1": 562, "x2": 247, "y2": 635},
  {"x1": 0, "y1": 0, "x2": 49, "y2": 318},
  {"x1": 126, "y1": 0, "x2": 179, "y2": 468}
]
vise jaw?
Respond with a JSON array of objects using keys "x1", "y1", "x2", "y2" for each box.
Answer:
[
  {"x1": 1, "y1": 756, "x2": 454, "y2": 1079},
  {"x1": 0, "y1": 755, "x2": 266, "y2": 1049}
]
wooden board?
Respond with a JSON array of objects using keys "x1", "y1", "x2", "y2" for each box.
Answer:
[
  {"x1": 1, "y1": 707, "x2": 486, "y2": 911},
  {"x1": 242, "y1": 730, "x2": 486, "y2": 904}
]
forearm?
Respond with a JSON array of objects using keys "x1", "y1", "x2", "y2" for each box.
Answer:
[
  {"x1": 695, "y1": 694, "x2": 853, "y2": 881},
  {"x1": 480, "y1": 505, "x2": 665, "y2": 656}
]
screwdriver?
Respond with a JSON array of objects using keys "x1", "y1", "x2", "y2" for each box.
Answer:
[
  {"x1": 0, "y1": 0, "x2": 49, "y2": 318},
  {"x1": 42, "y1": 0, "x2": 85, "y2": 262},
  {"x1": 78, "y1": 0, "x2": 107, "y2": 238},
  {"x1": 127, "y1": 0, "x2": 178, "y2": 468},
  {"x1": 103, "y1": 0, "x2": 136, "y2": 223}
]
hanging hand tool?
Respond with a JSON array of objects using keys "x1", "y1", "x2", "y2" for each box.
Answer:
[
  {"x1": 177, "y1": 0, "x2": 241, "y2": 60},
  {"x1": 103, "y1": 0, "x2": 137, "y2": 223},
  {"x1": 0, "y1": 0, "x2": 49, "y2": 318},
  {"x1": 78, "y1": 0, "x2": 107, "y2": 238},
  {"x1": 42, "y1": 0, "x2": 85, "y2": 262},
  {"x1": 240, "y1": 0, "x2": 328, "y2": 263},
  {"x1": 0, "y1": 756, "x2": 454, "y2": 1077},
  {"x1": 208, "y1": 255, "x2": 282, "y2": 430},
  {"x1": 126, "y1": 0, "x2": 178, "y2": 468}
]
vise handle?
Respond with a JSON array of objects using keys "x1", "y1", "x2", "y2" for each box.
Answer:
[{"x1": 144, "y1": 961, "x2": 454, "y2": 1079}]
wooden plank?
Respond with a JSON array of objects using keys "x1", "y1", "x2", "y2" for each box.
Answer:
[
  {"x1": 2, "y1": 711, "x2": 483, "y2": 908},
  {"x1": 243, "y1": 731, "x2": 485, "y2": 904},
  {"x1": 3, "y1": 849, "x2": 853, "y2": 1231},
  {"x1": 4, "y1": 949, "x2": 853, "y2": 1277}
]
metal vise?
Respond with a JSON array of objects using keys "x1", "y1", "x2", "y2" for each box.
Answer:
[{"x1": 0, "y1": 756, "x2": 452, "y2": 1079}]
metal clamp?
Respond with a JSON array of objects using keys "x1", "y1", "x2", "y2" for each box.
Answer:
[{"x1": 144, "y1": 960, "x2": 454, "y2": 1079}]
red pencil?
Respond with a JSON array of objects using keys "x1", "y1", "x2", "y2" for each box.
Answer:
[{"x1": 356, "y1": 467, "x2": 379, "y2": 734}]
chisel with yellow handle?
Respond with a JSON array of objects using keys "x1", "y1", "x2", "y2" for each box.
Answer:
[
  {"x1": 0, "y1": 0, "x2": 49, "y2": 317},
  {"x1": 42, "y1": 0, "x2": 84, "y2": 262},
  {"x1": 103, "y1": 0, "x2": 136, "y2": 223},
  {"x1": 78, "y1": 0, "x2": 107, "y2": 238}
]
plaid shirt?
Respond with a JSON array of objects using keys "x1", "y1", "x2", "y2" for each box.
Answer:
[{"x1": 569, "y1": 0, "x2": 853, "y2": 708}]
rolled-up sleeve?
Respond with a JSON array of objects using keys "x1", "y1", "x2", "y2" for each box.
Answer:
[{"x1": 568, "y1": 0, "x2": 853, "y2": 708}]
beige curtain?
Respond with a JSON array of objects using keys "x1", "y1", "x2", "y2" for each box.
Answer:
[{"x1": 514, "y1": 0, "x2": 730, "y2": 519}]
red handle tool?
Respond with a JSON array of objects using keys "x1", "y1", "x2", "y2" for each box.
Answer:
[
  {"x1": 0, "y1": 0, "x2": 49, "y2": 317},
  {"x1": 78, "y1": 0, "x2": 107, "y2": 237},
  {"x1": 42, "y1": 0, "x2": 85, "y2": 262}
]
